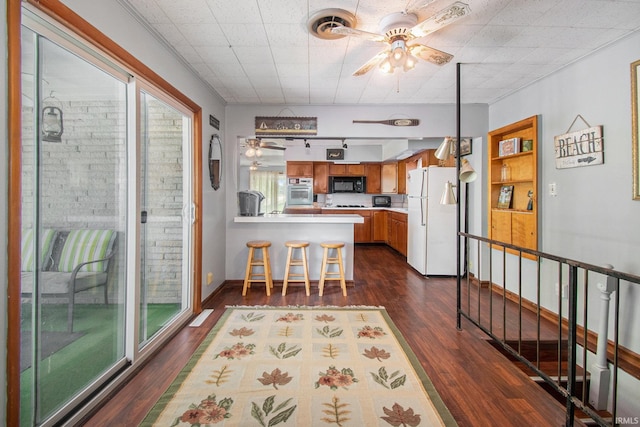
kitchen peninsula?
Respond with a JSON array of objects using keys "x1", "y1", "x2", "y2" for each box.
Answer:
[{"x1": 230, "y1": 213, "x2": 364, "y2": 284}]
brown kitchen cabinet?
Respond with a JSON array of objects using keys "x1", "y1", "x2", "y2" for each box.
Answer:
[
  {"x1": 313, "y1": 162, "x2": 329, "y2": 194},
  {"x1": 397, "y1": 161, "x2": 407, "y2": 194},
  {"x1": 286, "y1": 161, "x2": 313, "y2": 177},
  {"x1": 328, "y1": 163, "x2": 366, "y2": 176},
  {"x1": 323, "y1": 209, "x2": 371, "y2": 243},
  {"x1": 388, "y1": 211, "x2": 407, "y2": 256},
  {"x1": 381, "y1": 163, "x2": 398, "y2": 193},
  {"x1": 488, "y1": 115, "x2": 538, "y2": 257},
  {"x1": 366, "y1": 163, "x2": 381, "y2": 194},
  {"x1": 372, "y1": 210, "x2": 387, "y2": 242}
]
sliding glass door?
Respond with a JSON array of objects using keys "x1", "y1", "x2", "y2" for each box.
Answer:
[
  {"x1": 19, "y1": 9, "x2": 193, "y2": 426},
  {"x1": 138, "y1": 90, "x2": 192, "y2": 345}
]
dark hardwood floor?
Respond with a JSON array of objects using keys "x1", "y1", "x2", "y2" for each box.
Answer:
[{"x1": 84, "y1": 244, "x2": 571, "y2": 426}]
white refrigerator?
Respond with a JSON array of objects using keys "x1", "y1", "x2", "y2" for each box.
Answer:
[{"x1": 406, "y1": 166, "x2": 457, "y2": 276}]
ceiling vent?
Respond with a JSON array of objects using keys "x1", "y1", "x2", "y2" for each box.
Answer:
[{"x1": 308, "y1": 8, "x2": 356, "y2": 40}]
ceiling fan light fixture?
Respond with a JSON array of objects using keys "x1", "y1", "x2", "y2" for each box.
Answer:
[
  {"x1": 403, "y1": 53, "x2": 417, "y2": 71},
  {"x1": 390, "y1": 39, "x2": 406, "y2": 66},
  {"x1": 379, "y1": 58, "x2": 394, "y2": 74}
]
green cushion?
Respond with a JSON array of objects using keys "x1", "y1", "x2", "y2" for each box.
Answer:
[
  {"x1": 21, "y1": 229, "x2": 57, "y2": 272},
  {"x1": 57, "y1": 229, "x2": 115, "y2": 273}
]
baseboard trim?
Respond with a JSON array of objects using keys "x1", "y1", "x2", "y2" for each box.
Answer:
[{"x1": 477, "y1": 281, "x2": 640, "y2": 381}]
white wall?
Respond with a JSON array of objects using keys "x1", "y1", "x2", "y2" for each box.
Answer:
[
  {"x1": 60, "y1": 0, "x2": 228, "y2": 299},
  {"x1": 490, "y1": 31, "x2": 640, "y2": 271},
  {"x1": 489, "y1": 31, "x2": 640, "y2": 416},
  {"x1": 224, "y1": 103, "x2": 489, "y2": 279}
]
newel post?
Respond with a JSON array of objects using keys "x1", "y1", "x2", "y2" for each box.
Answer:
[{"x1": 589, "y1": 265, "x2": 616, "y2": 410}]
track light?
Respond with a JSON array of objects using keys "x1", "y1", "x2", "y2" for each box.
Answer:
[
  {"x1": 342, "y1": 141, "x2": 348, "y2": 149},
  {"x1": 304, "y1": 141, "x2": 310, "y2": 149},
  {"x1": 459, "y1": 158, "x2": 477, "y2": 183},
  {"x1": 435, "y1": 137, "x2": 454, "y2": 161},
  {"x1": 440, "y1": 181, "x2": 457, "y2": 205}
]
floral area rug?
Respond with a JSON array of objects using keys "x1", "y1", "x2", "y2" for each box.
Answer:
[{"x1": 141, "y1": 306, "x2": 457, "y2": 426}]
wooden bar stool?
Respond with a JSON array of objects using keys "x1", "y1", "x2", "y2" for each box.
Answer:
[
  {"x1": 318, "y1": 241, "x2": 347, "y2": 296},
  {"x1": 242, "y1": 240, "x2": 273, "y2": 296},
  {"x1": 282, "y1": 240, "x2": 310, "y2": 296}
]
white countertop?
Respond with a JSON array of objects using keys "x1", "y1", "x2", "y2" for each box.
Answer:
[{"x1": 234, "y1": 213, "x2": 365, "y2": 223}]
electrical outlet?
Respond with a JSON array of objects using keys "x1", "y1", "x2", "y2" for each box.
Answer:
[{"x1": 207, "y1": 272, "x2": 213, "y2": 285}]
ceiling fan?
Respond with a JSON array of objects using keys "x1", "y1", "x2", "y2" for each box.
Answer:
[
  {"x1": 242, "y1": 138, "x2": 286, "y2": 158},
  {"x1": 331, "y1": 1, "x2": 471, "y2": 76},
  {"x1": 249, "y1": 161, "x2": 265, "y2": 171}
]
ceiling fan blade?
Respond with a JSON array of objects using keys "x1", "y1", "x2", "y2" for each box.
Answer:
[
  {"x1": 330, "y1": 26, "x2": 386, "y2": 42},
  {"x1": 259, "y1": 141, "x2": 286, "y2": 150},
  {"x1": 409, "y1": 1, "x2": 471, "y2": 38},
  {"x1": 409, "y1": 44, "x2": 453, "y2": 65},
  {"x1": 353, "y1": 50, "x2": 390, "y2": 76}
]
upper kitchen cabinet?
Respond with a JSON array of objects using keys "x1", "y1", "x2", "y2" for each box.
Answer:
[
  {"x1": 365, "y1": 163, "x2": 381, "y2": 194},
  {"x1": 381, "y1": 163, "x2": 398, "y2": 193},
  {"x1": 313, "y1": 162, "x2": 329, "y2": 194},
  {"x1": 328, "y1": 163, "x2": 366, "y2": 176},
  {"x1": 396, "y1": 162, "x2": 407, "y2": 194},
  {"x1": 488, "y1": 115, "x2": 538, "y2": 257},
  {"x1": 286, "y1": 161, "x2": 313, "y2": 177}
]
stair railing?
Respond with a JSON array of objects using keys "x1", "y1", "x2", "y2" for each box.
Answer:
[{"x1": 457, "y1": 232, "x2": 640, "y2": 427}]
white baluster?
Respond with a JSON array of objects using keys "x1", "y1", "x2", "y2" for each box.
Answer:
[{"x1": 589, "y1": 264, "x2": 616, "y2": 410}]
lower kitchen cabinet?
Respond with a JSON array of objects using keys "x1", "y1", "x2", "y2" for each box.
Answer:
[
  {"x1": 323, "y1": 210, "x2": 371, "y2": 243},
  {"x1": 388, "y1": 212, "x2": 407, "y2": 256},
  {"x1": 372, "y1": 210, "x2": 387, "y2": 242},
  {"x1": 322, "y1": 209, "x2": 405, "y2": 251}
]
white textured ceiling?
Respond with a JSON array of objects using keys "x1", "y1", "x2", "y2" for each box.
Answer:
[{"x1": 120, "y1": 0, "x2": 640, "y2": 105}]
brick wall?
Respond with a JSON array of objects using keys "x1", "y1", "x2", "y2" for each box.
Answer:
[{"x1": 21, "y1": 99, "x2": 185, "y2": 304}]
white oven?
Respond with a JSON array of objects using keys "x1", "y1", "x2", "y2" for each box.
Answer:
[{"x1": 286, "y1": 177, "x2": 314, "y2": 206}]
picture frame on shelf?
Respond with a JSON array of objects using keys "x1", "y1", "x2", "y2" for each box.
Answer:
[
  {"x1": 522, "y1": 139, "x2": 533, "y2": 152},
  {"x1": 498, "y1": 137, "x2": 520, "y2": 157},
  {"x1": 497, "y1": 185, "x2": 514, "y2": 209}
]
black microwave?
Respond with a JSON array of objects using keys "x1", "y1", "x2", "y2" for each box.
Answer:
[{"x1": 329, "y1": 176, "x2": 366, "y2": 193}]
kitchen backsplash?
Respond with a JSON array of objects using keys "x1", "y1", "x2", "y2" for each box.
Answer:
[{"x1": 317, "y1": 193, "x2": 406, "y2": 208}]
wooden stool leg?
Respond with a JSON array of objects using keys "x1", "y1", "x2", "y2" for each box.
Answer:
[
  {"x1": 282, "y1": 246, "x2": 293, "y2": 296},
  {"x1": 337, "y1": 247, "x2": 347, "y2": 296},
  {"x1": 262, "y1": 247, "x2": 272, "y2": 296},
  {"x1": 301, "y1": 246, "x2": 310, "y2": 296},
  {"x1": 319, "y1": 247, "x2": 328, "y2": 296},
  {"x1": 242, "y1": 247, "x2": 254, "y2": 296}
]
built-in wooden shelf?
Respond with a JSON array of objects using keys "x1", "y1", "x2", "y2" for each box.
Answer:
[{"x1": 488, "y1": 116, "x2": 538, "y2": 258}]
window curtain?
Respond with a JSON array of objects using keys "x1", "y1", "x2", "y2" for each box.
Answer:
[{"x1": 250, "y1": 171, "x2": 285, "y2": 214}]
